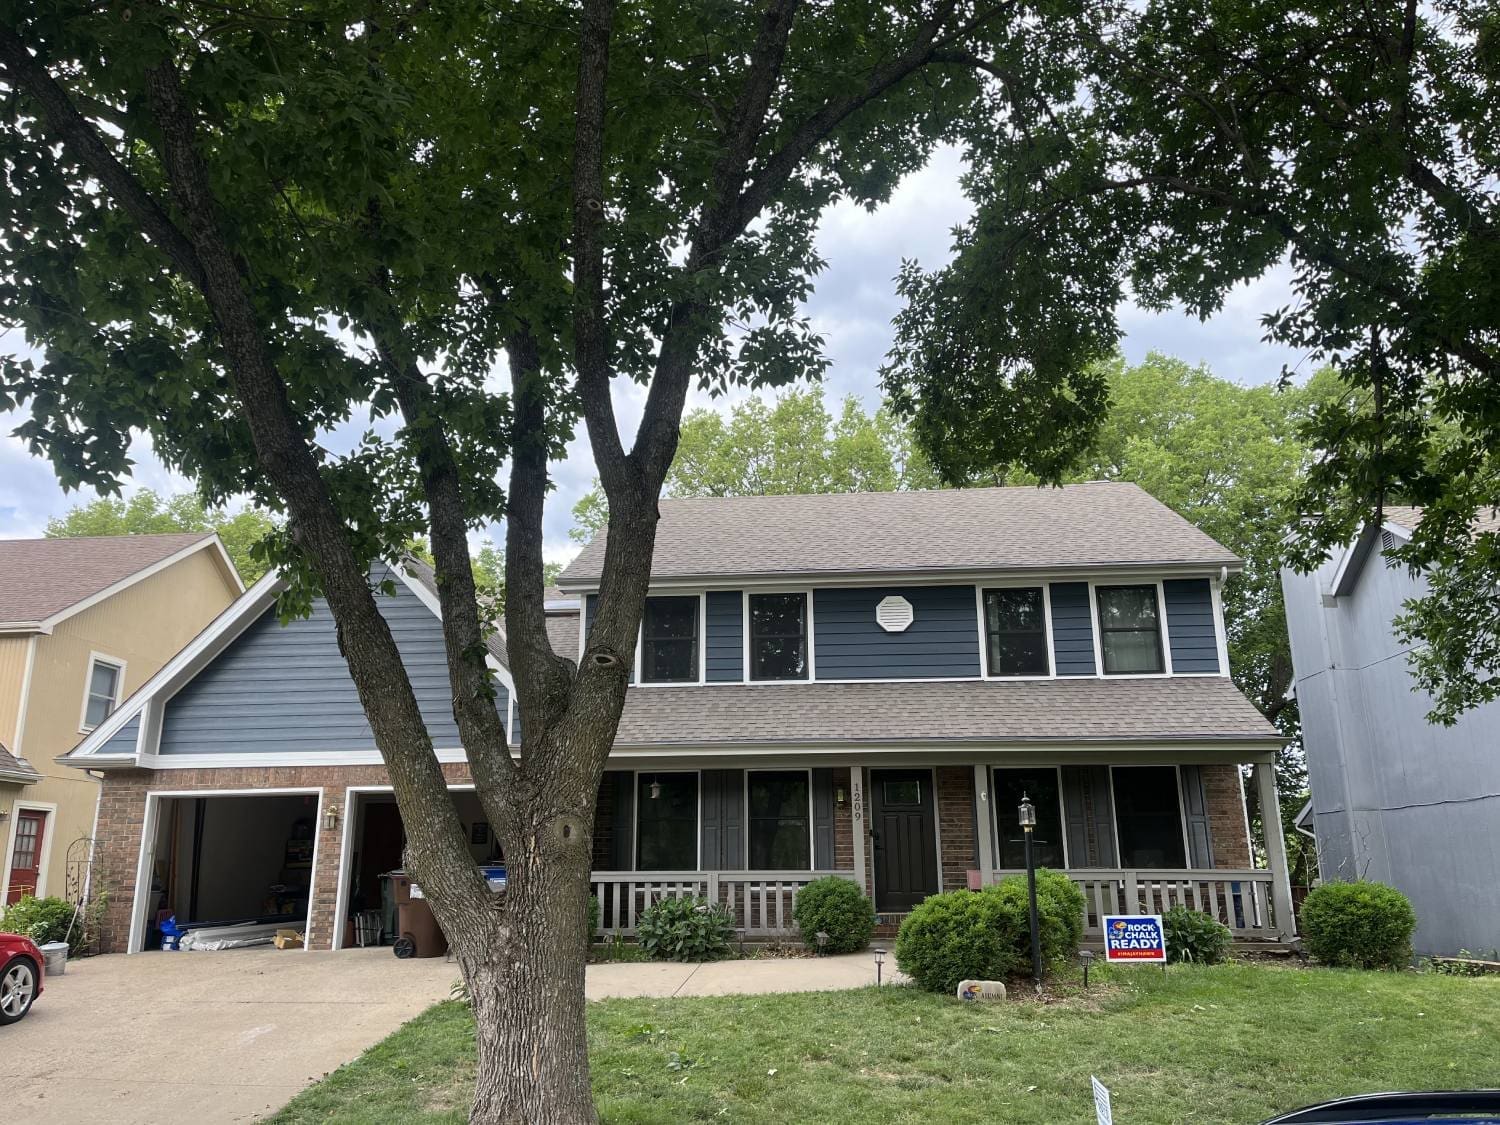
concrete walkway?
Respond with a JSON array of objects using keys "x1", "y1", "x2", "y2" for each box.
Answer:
[{"x1": 2, "y1": 947, "x2": 892, "y2": 1124}]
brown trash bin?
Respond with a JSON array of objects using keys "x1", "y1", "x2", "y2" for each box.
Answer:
[{"x1": 386, "y1": 871, "x2": 448, "y2": 958}]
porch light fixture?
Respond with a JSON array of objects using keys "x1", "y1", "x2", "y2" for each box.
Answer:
[
  {"x1": 648, "y1": 778, "x2": 662, "y2": 801},
  {"x1": 874, "y1": 947, "x2": 886, "y2": 986},
  {"x1": 323, "y1": 803, "x2": 340, "y2": 832},
  {"x1": 1019, "y1": 793, "x2": 1042, "y2": 992}
]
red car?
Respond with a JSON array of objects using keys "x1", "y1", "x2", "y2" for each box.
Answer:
[{"x1": 0, "y1": 932, "x2": 44, "y2": 1024}]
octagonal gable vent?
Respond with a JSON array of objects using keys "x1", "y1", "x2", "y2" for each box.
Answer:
[{"x1": 875, "y1": 595, "x2": 915, "y2": 633}]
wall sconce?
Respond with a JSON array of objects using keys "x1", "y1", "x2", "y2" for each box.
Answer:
[
  {"x1": 323, "y1": 803, "x2": 340, "y2": 832},
  {"x1": 835, "y1": 786, "x2": 847, "y2": 806},
  {"x1": 648, "y1": 778, "x2": 662, "y2": 801}
]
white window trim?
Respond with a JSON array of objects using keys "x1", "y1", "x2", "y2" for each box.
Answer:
[
  {"x1": 630, "y1": 769, "x2": 703, "y2": 872},
  {"x1": 990, "y1": 765, "x2": 1068, "y2": 868},
  {"x1": 976, "y1": 583, "x2": 1056, "y2": 680},
  {"x1": 1090, "y1": 581, "x2": 1173, "y2": 678},
  {"x1": 1, "y1": 800, "x2": 58, "y2": 903},
  {"x1": 742, "y1": 588, "x2": 815, "y2": 683},
  {"x1": 1107, "y1": 764, "x2": 1194, "y2": 870},
  {"x1": 744, "y1": 766, "x2": 815, "y2": 872},
  {"x1": 79, "y1": 651, "x2": 127, "y2": 734},
  {"x1": 634, "y1": 592, "x2": 707, "y2": 687}
]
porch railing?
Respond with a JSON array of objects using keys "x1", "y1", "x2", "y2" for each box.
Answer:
[
  {"x1": 992, "y1": 868, "x2": 1283, "y2": 940},
  {"x1": 590, "y1": 871, "x2": 854, "y2": 938}
]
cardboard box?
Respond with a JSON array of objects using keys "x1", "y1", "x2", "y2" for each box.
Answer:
[{"x1": 274, "y1": 929, "x2": 304, "y2": 951}]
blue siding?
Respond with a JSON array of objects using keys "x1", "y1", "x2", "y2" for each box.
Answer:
[
  {"x1": 99, "y1": 714, "x2": 140, "y2": 756},
  {"x1": 1163, "y1": 578, "x2": 1220, "y2": 673},
  {"x1": 1049, "y1": 583, "x2": 1097, "y2": 675},
  {"x1": 812, "y1": 585, "x2": 980, "y2": 680},
  {"x1": 705, "y1": 591, "x2": 743, "y2": 682},
  {"x1": 158, "y1": 564, "x2": 506, "y2": 754}
]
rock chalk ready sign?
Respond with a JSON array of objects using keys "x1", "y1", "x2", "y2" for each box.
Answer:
[{"x1": 1102, "y1": 914, "x2": 1168, "y2": 963}]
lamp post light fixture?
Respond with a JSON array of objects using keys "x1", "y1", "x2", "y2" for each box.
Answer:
[
  {"x1": 1019, "y1": 793, "x2": 1043, "y2": 993},
  {"x1": 1080, "y1": 949, "x2": 1095, "y2": 990},
  {"x1": 874, "y1": 947, "x2": 886, "y2": 986}
]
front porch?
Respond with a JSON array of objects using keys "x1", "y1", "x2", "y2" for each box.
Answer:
[{"x1": 588, "y1": 757, "x2": 1296, "y2": 943}]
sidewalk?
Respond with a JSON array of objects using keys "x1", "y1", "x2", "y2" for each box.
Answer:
[{"x1": 587, "y1": 951, "x2": 899, "y2": 998}]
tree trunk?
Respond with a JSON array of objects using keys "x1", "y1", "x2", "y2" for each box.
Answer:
[{"x1": 443, "y1": 784, "x2": 599, "y2": 1123}]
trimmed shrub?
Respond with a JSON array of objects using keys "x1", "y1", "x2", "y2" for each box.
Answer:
[
  {"x1": 636, "y1": 894, "x2": 734, "y2": 962},
  {"x1": 0, "y1": 895, "x2": 82, "y2": 954},
  {"x1": 792, "y1": 876, "x2": 875, "y2": 953},
  {"x1": 1162, "y1": 905, "x2": 1233, "y2": 964},
  {"x1": 895, "y1": 869, "x2": 1085, "y2": 994},
  {"x1": 1300, "y1": 880, "x2": 1416, "y2": 970},
  {"x1": 588, "y1": 894, "x2": 600, "y2": 941}
]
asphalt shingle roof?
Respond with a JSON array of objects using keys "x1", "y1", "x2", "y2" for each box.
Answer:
[
  {"x1": 0, "y1": 533, "x2": 216, "y2": 626},
  {"x1": 559, "y1": 482, "x2": 1239, "y2": 586},
  {"x1": 610, "y1": 676, "x2": 1280, "y2": 747},
  {"x1": 0, "y1": 738, "x2": 41, "y2": 784}
]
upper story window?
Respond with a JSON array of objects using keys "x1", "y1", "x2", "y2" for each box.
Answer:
[
  {"x1": 1096, "y1": 585, "x2": 1165, "y2": 674},
  {"x1": 641, "y1": 596, "x2": 699, "y2": 683},
  {"x1": 748, "y1": 592, "x2": 808, "y2": 681},
  {"x1": 982, "y1": 587, "x2": 1049, "y2": 676},
  {"x1": 82, "y1": 656, "x2": 123, "y2": 730}
]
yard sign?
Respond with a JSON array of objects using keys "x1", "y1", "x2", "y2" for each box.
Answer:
[
  {"x1": 1091, "y1": 1076, "x2": 1113, "y2": 1125},
  {"x1": 1102, "y1": 914, "x2": 1167, "y2": 963}
]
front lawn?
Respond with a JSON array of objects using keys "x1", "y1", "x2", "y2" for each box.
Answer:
[{"x1": 272, "y1": 963, "x2": 1499, "y2": 1124}]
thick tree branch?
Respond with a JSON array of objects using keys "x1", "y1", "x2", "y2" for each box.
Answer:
[{"x1": 0, "y1": 27, "x2": 204, "y2": 287}]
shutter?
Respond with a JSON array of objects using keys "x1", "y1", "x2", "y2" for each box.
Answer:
[
  {"x1": 812, "y1": 768, "x2": 835, "y2": 870},
  {"x1": 701, "y1": 769, "x2": 744, "y2": 870},
  {"x1": 1061, "y1": 765, "x2": 1118, "y2": 867},
  {"x1": 1179, "y1": 765, "x2": 1215, "y2": 869},
  {"x1": 612, "y1": 772, "x2": 635, "y2": 871},
  {"x1": 585, "y1": 594, "x2": 633, "y2": 682}
]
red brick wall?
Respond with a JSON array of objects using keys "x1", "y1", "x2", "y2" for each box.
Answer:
[
  {"x1": 1202, "y1": 764, "x2": 1252, "y2": 868},
  {"x1": 935, "y1": 766, "x2": 977, "y2": 892},
  {"x1": 831, "y1": 767, "x2": 854, "y2": 874}
]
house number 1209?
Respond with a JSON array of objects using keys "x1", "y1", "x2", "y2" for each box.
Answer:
[{"x1": 851, "y1": 780, "x2": 863, "y2": 820}]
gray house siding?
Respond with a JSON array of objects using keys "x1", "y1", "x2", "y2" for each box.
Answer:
[
  {"x1": 812, "y1": 585, "x2": 980, "y2": 680},
  {"x1": 705, "y1": 591, "x2": 743, "y2": 682},
  {"x1": 1049, "y1": 583, "x2": 1097, "y2": 676},
  {"x1": 159, "y1": 564, "x2": 506, "y2": 755},
  {"x1": 99, "y1": 714, "x2": 140, "y2": 756},
  {"x1": 1163, "y1": 579, "x2": 1220, "y2": 673},
  {"x1": 1283, "y1": 551, "x2": 1500, "y2": 955}
]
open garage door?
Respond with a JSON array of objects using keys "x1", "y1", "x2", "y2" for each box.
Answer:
[
  {"x1": 337, "y1": 788, "x2": 502, "y2": 949},
  {"x1": 138, "y1": 792, "x2": 320, "y2": 952}
]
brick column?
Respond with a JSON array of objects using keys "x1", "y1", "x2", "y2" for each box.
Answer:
[
  {"x1": 1202, "y1": 763, "x2": 1253, "y2": 868},
  {"x1": 935, "y1": 766, "x2": 977, "y2": 891},
  {"x1": 308, "y1": 786, "x2": 341, "y2": 950}
]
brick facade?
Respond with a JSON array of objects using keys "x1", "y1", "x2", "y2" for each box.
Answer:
[
  {"x1": 1201, "y1": 763, "x2": 1253, "y2": 868},
  {"x1": 935, "y1": 766, "x2": 978, "y2": 891}
]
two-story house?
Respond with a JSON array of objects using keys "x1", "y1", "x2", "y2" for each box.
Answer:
[
  {"x1": 1282, "y1": 507, "x2": 1500, "y2": 956},
  {"x1": 66, "y1": 483, "x2": 1293, "y2": 955},
  {"x1": 1, "y1": 534, "x2": 242, "y2": 907}
]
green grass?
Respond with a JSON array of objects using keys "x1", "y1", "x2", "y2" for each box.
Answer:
[{"x1": 271, "y1": 963, "x2": 1500, "y2": 1124}]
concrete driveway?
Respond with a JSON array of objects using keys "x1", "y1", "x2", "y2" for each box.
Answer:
[{"x1": 0, "y1": 947, "x2": 454, "y2": 1124}]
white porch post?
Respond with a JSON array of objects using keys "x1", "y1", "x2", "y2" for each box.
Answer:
[
  {"x1": 850, "y1": 768, "x2": 868, "y2": 899},
  {"x1": 972, "y1": 764, "x2": 995, "y2": 885},
  {"x1": 1254, "y1": 760, "x2": 1296, "y2": 938}
]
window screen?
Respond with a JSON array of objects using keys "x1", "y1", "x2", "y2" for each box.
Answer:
[
  {"x1": 747, "y1": 771, "x2": 810, "y2": 869},
  {"x1": 992, "y1": 768, "x2": 1066, "y2": 869},
  {"x1": 749, "y1": 593, "x2": 808, "y2": 681},
  {"x1": 1112, "y1": 766, "x2": 1186, "y2": 868},
  {"x1": 1096, "y1": 585, "x2": 1165, "y2": 674},
  {"x1": 641, "y1": 596, "x2": 699, "y2": 683},
  {"x1": 635, "y1": 773, "x2": 698, "y2": 870},
  {"x1": 983, "y1": 588, "x2": 1049, "y2": 676}
]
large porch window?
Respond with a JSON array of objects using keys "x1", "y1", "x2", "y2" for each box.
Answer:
[
  {"x1": 1111, "y1": 765, "x2": 1187, "y2": 867},
  {"x1": 636, "y1": 772, "x2": 699, "y2": 869},
  {"x1": 992, "y1": 768, "x2": 1065, "y2": 868},
  {"x1": 747, "y1": 770, "x2": 811, "y2": 869}
]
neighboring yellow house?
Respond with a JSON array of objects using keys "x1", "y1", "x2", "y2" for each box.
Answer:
[{"x1": 0, "y1": 534, "x2": 242, "y2": 905}]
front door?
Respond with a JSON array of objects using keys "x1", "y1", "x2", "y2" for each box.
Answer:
[
  {"x1": 5, "y1": 810, "x2": 47, "y2": 905},
  {"x1": 870, "y1": 769, "x2": 938, "y2": 913}
]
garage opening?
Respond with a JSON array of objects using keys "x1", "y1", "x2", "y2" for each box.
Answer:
[
  {"x1": 340, "y1": 789, "x2": 502, "y2": 949},
  {"x1": 143, "y1": 793, "x2": 319, "y2": 952}
]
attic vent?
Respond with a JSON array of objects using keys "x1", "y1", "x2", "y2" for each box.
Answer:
[
  {"x1": 1380, "y1": 530, "x2": 1397, "y2": 553},
  {"x1": 875, "y1": 595, "x2": 914, "y2": 633}
]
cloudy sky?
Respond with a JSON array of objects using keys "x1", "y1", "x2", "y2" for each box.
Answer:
[{"x1": 0, "y1": 147, "x2": 1303, "y2": 563}]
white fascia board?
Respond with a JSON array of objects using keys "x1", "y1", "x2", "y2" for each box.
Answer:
[
  {"x1": 59, "y1": 570, "x2": 286, "y2": 764},
  {"x1": 556, "y1": 560, "x2": 1243, "y2": 595}
]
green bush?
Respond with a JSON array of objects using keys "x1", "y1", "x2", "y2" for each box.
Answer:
[
  {"x1": 636, "y1": 894, "x2": 734, "y2": 962},
  {"x1": 588, "y1": 894, "x2": 600, "y2": 941},
  {"x1": 1300, "y1": 880, "x2": 1416, "y2": 970},
  {"x1": 1162, "y1": 905, "x2": 1232, "y2": 964},
  {"x1": 0, "y1": 895, "x2": 82, "y2": 954},
  {"x1": 894, "y1": 870, "x2": 1085, "y2": 994},
  {"x1": 792, "y1": 877, "x2": 875, "y2": 954}
]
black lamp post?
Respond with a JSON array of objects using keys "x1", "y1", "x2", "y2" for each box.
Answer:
[{"x1": 1019, "y1": 793, "x2": 1043, "y2": 992}]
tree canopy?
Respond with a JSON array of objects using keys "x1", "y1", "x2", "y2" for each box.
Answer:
[
  {"x1": 46, "y1": 489, "x2": 277, "y2": 582},
  {"x1": 883, "y1": 0, "x2": 1500, "y2": 723},
  {"x1": 570, "y1": 388, "x2": 938, "y2": 540}
]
